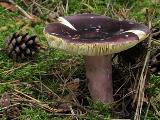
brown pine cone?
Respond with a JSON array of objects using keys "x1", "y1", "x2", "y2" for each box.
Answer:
[
  {"x1": 150, "y1": 27, "x2": 160, "y2": 74},
  {"x1": 150, "y1": 49, "x2": 160, "y2": 74},
  {"x1": 5, "y1": 32, "x2": 40, "y2": 61}
]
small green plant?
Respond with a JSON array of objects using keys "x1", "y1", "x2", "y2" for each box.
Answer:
[
  {"x1": 19, "y1": 107, "x2": 50, "y2": 120},
  {"x1": 147, "y1": 75, "x2": 160, "y2": 96},
  {"x1": 0, "y1": 83, "x2": 12, "y2": 94}
]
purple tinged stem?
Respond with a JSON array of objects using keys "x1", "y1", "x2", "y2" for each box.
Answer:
[{"x1": 84, "y1": 55, "x2": 114, "y2": 103}]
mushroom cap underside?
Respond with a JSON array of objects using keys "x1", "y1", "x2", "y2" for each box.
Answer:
[{"x1": 44, "y1": 14, "x2": 150, "y2": 56}]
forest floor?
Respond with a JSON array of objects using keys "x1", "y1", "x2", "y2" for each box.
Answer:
[{"x1": 0, "y1": 0, "x2": 160, "y2": 119}]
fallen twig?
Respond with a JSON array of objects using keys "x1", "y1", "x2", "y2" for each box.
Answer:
[
  {"x1": 69, "y1": 105, "x2": 79, "y2": 120},
  {"x1": 12, "y1": 88, "x2": 105, "y2": 119},
  {"x1": 150, "y1": 101, "x2": 160, "y2": 117},
  {"x1": 2, "y1": 61, "x2": 31, "y2": 75},
  {"x1": 3, "y1": 0, "x2": 39, "y2": 22},
  {"x1": 1, "y1": 103, "x2": 20, "y2": 111},
  {"x1": 0, "y1": 80, "x2": 20, "y2": 85},
  {"x1": 13, "y1": 89, "x2": 42, "y2": 103},
  {"x1": 32, "y1": 81, "x2": 62, "y2": 100},
  {"x1": 134, "y1": 9, "x2": 154, "y2": 120},
  {"x1": 144, "y1": 101, "x2": 150, "y2": 120}
]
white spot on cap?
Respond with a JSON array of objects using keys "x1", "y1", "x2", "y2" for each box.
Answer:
[
  {"x1": 125, "y1": 35, "x2": 129, "y2": 37},
  {"x1": 58, "y1": 17, "x2": 77, "y2": 31},
  {"x1": 90, "y1": 17, "x2": 94, "y2": 19},
  {"x1": 97, "y1": 25, "x2": 101, "y2": 28},
  {"x1": 123, "y1": 30, "x2": 147, "y2": 40},
  {"x1": 92, "y1": 26, "x2": 96, "y2": 29},
  {"x1": 96, "y1": 29, "x2": 100, "y2": 31},
  {"x1": 120, "y1": 29, "x2": 124, "y2": 32}
]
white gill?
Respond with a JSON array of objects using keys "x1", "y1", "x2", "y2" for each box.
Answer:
[{"x1": 58, "y1": 17, "x2": 77, "y2": 31}]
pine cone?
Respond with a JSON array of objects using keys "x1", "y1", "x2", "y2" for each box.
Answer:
[
  {"x1": 5, "y1": 32, "x2": 40, "y2": 61},
  {"x1": 150, "y1": 49, "x2": 160, "y2": 74},
  {"x1": 152, "y1": 28, "x2": 160, "y2": 40},
  {"x1": 149, "y1": 27, "x2": 160, "y2": 74}
]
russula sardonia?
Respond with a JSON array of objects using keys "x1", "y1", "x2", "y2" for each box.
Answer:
[{"x1": 44, "y1": 14, "x2": 150, "y2": 103}]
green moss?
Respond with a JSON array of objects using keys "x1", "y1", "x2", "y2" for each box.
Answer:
[
  {"x1": 19, "y1": 108, "x2": 50, "y2": 120},
  {"x1": 19, "y1": 107, "x2": 72, "y2": 120},
  {"x1": 147, "y1": 75, "x2": 160, "y2": 96},
  {"x1": 67, "y1": 0, "x2": 108, "y2": 14},
  {"x1": 0, "y1": 84, "x2": 11, "y2": 94}
]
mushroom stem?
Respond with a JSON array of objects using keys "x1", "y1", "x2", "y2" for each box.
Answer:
[{"x1": 84, "y1": 55, "x2": 113, "y2": 103}]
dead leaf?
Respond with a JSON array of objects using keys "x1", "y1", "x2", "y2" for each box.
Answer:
[
  {"x1": 66, "y1": 79, "x2": 80, "y2": 91},
  {"x1": 0, "y1": 92, "x2": 11, "y2": 108},
  {"x1": 61, "y1": 79, "x2": 80, "y2": 102},
  {"x1": 49, "y1": 102, "x2": 70, "y2": 112},
  {"x1": 0, "y1": 2, "x2": 17, "y2": 12},
  {"x1": 62, "y1": 94, "x2": 74, "y2": 102},
  {"x1": 28, "y1": 14, "x2": 41, "y2": 23},
  {"x1": 23, "y1": 0, "x2": 32, "y2": 6},
  {"x1": 152, "y1": 0, "x2": 160, "y2": 4}
]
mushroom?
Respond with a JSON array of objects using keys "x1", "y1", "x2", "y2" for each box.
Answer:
[{"x1": 44, "y1": 14, "x2": 150, "y2": 103}]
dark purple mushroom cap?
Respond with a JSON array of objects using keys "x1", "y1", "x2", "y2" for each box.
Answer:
[{"x1": 44, "y1": 14, "x2": 150, "y2": 56}]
